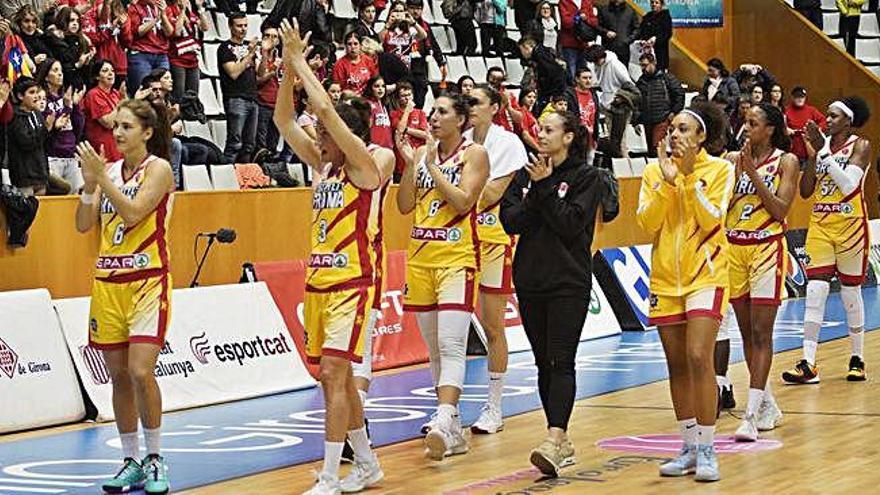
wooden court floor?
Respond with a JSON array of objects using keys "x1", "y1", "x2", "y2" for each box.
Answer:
[{"x1": 181, "y1": 335, "x2": 880, "y2": 494}]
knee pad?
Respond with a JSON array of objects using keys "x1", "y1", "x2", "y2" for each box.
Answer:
[
  {"x1": 804, "y1": 280, "x2": 830, "y2": 325},
  {"x1": 436, "y1": 311, "x2": 471, "y2": 389},
  {"x1": 839, "y1": 285, "x2": 865, "y2": 329},
  {"x1": 416, "y1": 312, "x2": 441, "y2": 387}
]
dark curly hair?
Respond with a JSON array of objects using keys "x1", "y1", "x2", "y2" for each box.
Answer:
[{"x1": 837, "y1": 96, "x2": 871, "y2": 128}]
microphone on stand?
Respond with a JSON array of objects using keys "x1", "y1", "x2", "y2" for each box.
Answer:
[{"x1": 190, "y1": 228, "x2": 237, "y2": 288}]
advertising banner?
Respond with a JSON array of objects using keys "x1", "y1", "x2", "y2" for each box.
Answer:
[
  {"x1": 56, "y1": 283, "x2": 315, "y2": 421},
  {"x1": 0, "y1": 289, "x2": 85, "y2": 433},
  {"x1": 634, "y1": 0, "x2": 724, "y2": 28},
  {"x1": 594, "y1": 245, "x2": 654, "y2": 330}
]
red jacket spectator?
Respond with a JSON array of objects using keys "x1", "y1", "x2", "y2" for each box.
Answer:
[
  {"x1": 165, "y1": 2, "x2": 201, "y2": 70},
  {"x1": 86, "y1": 2, "x2": 131, "y2": 80},
  {"x1": 493, "y1": 88, "x2": 524, "y2": 135},
  {"x1": 82, "y1": 84, "x2": 123, "y2": 162},
  {"x1": 368, "y1": 99, "x2": 394, "y2": 150},
  {"x1": 559, "y1": 0, "x2": 597, "y2": 50},
  {"x1": 127, "y1": 0, "x2": 170, "y2": 54},
  {"x1": 390, "y1": 106, "x2": 427, "y2": 173},
  {"x1": 785, "y1": 101, "x2": 826, "y2": 162},
  {"x1": 332, "y1": 54, "x2": 378, "y2": 94}
]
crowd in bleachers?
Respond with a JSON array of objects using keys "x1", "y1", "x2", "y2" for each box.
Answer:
[{"x1": 0, "y1": 0, "x2": 851, "y2": 199}]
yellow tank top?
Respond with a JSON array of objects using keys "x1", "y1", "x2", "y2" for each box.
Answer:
[
  {"x1": 477, "y1": 200, "x2": 513, "y2": 246},
  {"x1": 307, "y1": 165, "x2": 381, "y2": 291},
  {"x1": 811, "y1": 134, "x2": 869, "y2": 225},
  {"x1": 407, "y1": 139, "x2": 480, "y2": 269},
  {"x1": 725, "y1": 148, "x2": 786, "y2": 244},
  {"x1": 96, "y1": 155, "x2": 172, "y2": 281}
]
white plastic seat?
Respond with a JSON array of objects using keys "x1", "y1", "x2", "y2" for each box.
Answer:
[
  {"x1": 423, "y1": 87, "x2": 435, "y2": 112},
  {"x1": 820, "y1": 0, "x2": 837, "y2": 10},
  {"x1": 465, "y1": 56, "x2": 488, "y2": 83},
  {"x1": 183, "y1": 120, "x2": 213, "y2": 141},
  {"x1": 431, "y1": 1, "x2": 448, "y2": 24},
  {"x1": 428, "y1": 57, "x2": 443, "y2": 83},
  {"x1": 183, "y1": 165, "x2": 213, "y2": 191},
  {"x1": 287, "y1": 162, "x2": 305, "y2": 186},
  {"x1": 611, "y1": 158, "x2": 633, "y2": 178},
  {"x1": 211, "y1": 164, "x2": 240, "y2": 190},
  {"x1": 202, "y1": 43, "x2": 220, "y2": 77},
  {"x1": 861, "y1": 13, "x2": 880, "y2": 37},
  {"x1": 210, "y1": 119, "x2": 228, "y2": 148},
  {"x1": 1, "y1": 168, "x2": 10, "y2": 185},
  {"x1": 215, "y1": 12, "x2": 231, "y2": 40},
  {"x1": 432, "y1": 26, "x2": 454, "y2": 53},
  {"x1": 199, "y1": 79, "x2": 222, "y2": 116},
  {"x1": 484, "y1": 57, "x2": 504, "y2": 75},
  {"x1": 624, "y1": 124, "x2": 649, "y2": 155},
  {"x1": 202, "y1": 12, "x2": 219, "y2": 41},
  {"x1": 856, "y1": 39, "x2": 880, "y2": 63},
  {"x1": 630, "y1": 157, "x2": 648, "y2": 176},
  {"x1": 822, "y1": 12, "x2": 840, "y2": 35},
  {"x1": 869, "y1": 64, "x2": 880, "y2": 77},
  {"x1": 446, "y1": 56, "x2": 468, "y2": 82},
  {"x1": 335, "y1": 0, "x2": 356, "y2": 19},
  {"x1": 506, "y1": 58, "x2": 525, "y2": 85}
]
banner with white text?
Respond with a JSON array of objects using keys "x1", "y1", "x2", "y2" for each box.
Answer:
[{"x1": 634, "y1": 0, "x2": 723, "y2": 27}]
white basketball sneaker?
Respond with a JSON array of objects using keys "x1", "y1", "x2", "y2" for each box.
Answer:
[
  {"x1": 340, "y1": 457, "x2": 383, "y2": 493},
  {"x1": 470, "y1": 404, "x2": 504, "y2": 434},
  {"x1": 420, "y1": 412, "x2": 438, "y2": 434},
  {"x1": 303, "y1": 472, "x2": 341, "y2": 495},
  {"x1": 424, "y1": 416, "x2": 469, "y2": 461},
  {"x1": 734, "y1": 413, "x2": 758, "y2": 442},
  {"x1": 757, "y1": 399, "x2": 783, "y2": 431}
]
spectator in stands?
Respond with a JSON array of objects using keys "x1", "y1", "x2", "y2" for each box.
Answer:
[
  {"x1": 126, "y1": 0, "x2": 173, "y2": 96},
  {"x1": 407, "y1": 0, "x2": 447, "y2": 109},
  {"x1": 559, "y1": 0, "x2": 597, "y2": 81},
  {"x1": 585, "y1": 44, "x2": 637, "y2": 158},
  {"x1": 784, "y1": 86, "x2": 825, "y2": 167},
  {"x1": 8, "y1": 77, "x2": 51, "y2": 196},
  {"x1": 518, "y1": 37, "x2": 567, "y2": 118},
  {"x1": 457, "y1": 75, "x2": 475, "y2": 96},
  {"x1": 563, "y1": 66, "x2": 599, "y2": 160},
  {"x1": 730, "y1": 97, "x2": 751, "y2": 150},
  {"x1": 218, "y1": 12, "x2": 260, "y2": 162},
  {"x1": 635, "y1": 0, "x2": 672, "y2": 71},
  {"x1": 13, "y1": 6, "x2": 51, "y2": 66},
  {"x1": 794, "y1": 0, "x2": 823, "y2": 29},
  {"x1": 749, "y1": 85, "x2": 764, "y2": 104},
  {"x1": 732, "y1": 63, "x2": 777, "y2": 94},
  {"x1": 166, "y1": 0, "x2": 210, "y2": 101},
  {"x1": 527, "y1": 1, "x2": 559, "y2": 52},
  {"x1": 0, "y1": 1, "x2": 54, "y2": 19},
  {"x1": 700, "y1": 58, "x2": 739, "y2": 114},
  {"x1": 295, "y1": 88, "x2": 317, "y2": 140},
  {"x1": 86, "y1": 0, "x2": 130, "y2": 90},
  {"x1": 476, "y1": 0, "x2": 503, "y2": 57},
  {"x1": 487, "y1": 66, "x2": 526, "y2": 135},
  {"x1": 769, "y1": 84, "x2": 784, "y2": 110},
  {"x1": 47, "y1": 6, "x2": 94, "y2": 90},
  {"x1": 324, "y1": 78, "x2": 342, "y2": 105},
  {"x1": 390, "y1": 81, "x2": 428, "y2": 180},
  {"x1": 513, "y1": 0, "x2": 539, "y2": 35},
  {"x1": 635, "y1": 53, "x2": 684, "y2": 158},
  {"x1": 332, "y1": 31, "x2": 379, "y2": 95},
  {"x1": 442, "y1": 0, "x2": 477, "y2": 56},
  {"x1": 380, "y1": 2, "x2": 428, "y2": 73},
  {"x1": 256, "y1": 24, "x2": 281, "y2": 161},
  {"x1": 518, "y1": 88, "x2": 541, "y2": 152},
  {"x1": 352, "y1": 1, "x2": 380, "y2": 42},
  {"x1": 81, "y1": 59, "x2": 122, "y2": 161},
  {"x1": 838, "y1": 0, "x2": 864, "y2": 56},
  {"x1": 364, "y1": 75, "x2": 394, "y2": 150},
  {"x1": 37, "y1": 58, "x2": 85, "y2": 191},
  {"x1": 598, "y1": 0, "x2": 639, "y2": 66},
  {"x1": 298, "y1": 0, "x2": 332, "y2": 45},
  {"x1": 359, "y1": 37, "x2": 405, "y2": 98}
]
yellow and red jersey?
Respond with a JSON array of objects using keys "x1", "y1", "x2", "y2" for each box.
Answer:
[
  {"x1": 307, "y1": 166, "x2": 382, "y2": 292},
  {"x1": 95, "y1": 155, "x2": 172, "y2": 282},
  {"x1": 637, "y1": 149, "x2": 735, "y2": 297},
  {"x1": 726, "y1": 148, "x2": 787, "y2": 245},
  {"x1": 811, "y1": 134, "x2": 869, "y2": 226},
  {"x1": 407, "y1": 139, "x2": 481, "y2": 269}
]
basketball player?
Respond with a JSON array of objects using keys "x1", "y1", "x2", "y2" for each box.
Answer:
[
  {"x1": 637, "y1": 102, "x2": 734, "y2": 482},
  {"x1": 464, "y1": 85, "x2": 528, "y2": 434},
  {"x1": 274, "y1": 20, "x2": 395, "y2": 494},
  {"x1": 75, "y1": 99, "x2": 175, "y2": 495},
  {"x1": 724, "y1": 103, "x2": 798, "y2": 440},
  {"x1": 396, "y1": 93, "x2": 490, "y2": 460},
  {"x1": 784, "y1": 96, "x2": 871, "y2": 384}
]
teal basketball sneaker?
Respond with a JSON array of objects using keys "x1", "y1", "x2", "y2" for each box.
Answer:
[{"x1": 102, "y1": 458, "x2": 146, "y2": 493}]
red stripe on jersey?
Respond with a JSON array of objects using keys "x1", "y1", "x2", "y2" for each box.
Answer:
[
  {"x1": 155, "y1": 194, "x2": 170, "y2": 271},
  {"x1": 346, "y1": 289, "x2": 370, "y2": 354},
  {"x1": 697, "y1": 225, "x2": 721, "y2": 251}
]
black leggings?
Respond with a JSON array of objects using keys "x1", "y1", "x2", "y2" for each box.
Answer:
[
  {"x1": 840, "y1": 15, "x2": 860, "y2": 56},
  {"x1": 518, "y1": 295, "x2": 589, "y2": 431}
]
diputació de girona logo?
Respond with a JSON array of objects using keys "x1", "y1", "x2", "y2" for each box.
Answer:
[
  {"x1": 190, "y1": 332, "x2": 212, "y2": 365},
  {"x1": 0, "y1": 337, "x2": 19, "y2": 379}
]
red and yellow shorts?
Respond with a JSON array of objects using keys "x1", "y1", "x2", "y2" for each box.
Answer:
[
  {"x1": 403, "y1": 265, "x2": 478, "y2": 312},
  {"x1": 304, "y1": 285, "x2": 375, "y2": 364},
  {"x1": 804, "y1": 218, "x2": 869, "y2": 285},
  {"x1": 478, "y1": 242, "x2": 514, "y2": 294},
  {"x1": 728, "y1": 237, "x2": 787, "y2": 306},
  {"x1": 649, "y1": 287, "x2": 728, "y2": 327},
  {"x1": 88, "y1": 272, "x2": 171, "y2": 349}
]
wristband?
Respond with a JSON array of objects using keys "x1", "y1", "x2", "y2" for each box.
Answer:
[{"x1": 80, "y1": 191, "x2": 96, "y2": 205}]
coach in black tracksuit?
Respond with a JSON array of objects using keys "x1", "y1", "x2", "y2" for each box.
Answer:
[{"x1": 500, "y1": 110, "x2": 601, "y2": 474}]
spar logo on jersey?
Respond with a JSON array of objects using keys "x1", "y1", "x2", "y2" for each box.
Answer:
[
  {"x1": 477, "y1": 212, "x2": 498, "y2": 226},
  {"x1": 96, "y1": 254, "x2": 151, "y2": 270},
  {"x1": 309, "y1": 253, "x2": 349, "y2": 268},
  {"x1": 0, "y1": 337, "x2": 19, "y2": 379},
  {"x1": 411, "y1": 227, "x2": 462, "y2": 242},
  {"x1": 190, "y1": 332, "x2": 212, "y2": 364}
]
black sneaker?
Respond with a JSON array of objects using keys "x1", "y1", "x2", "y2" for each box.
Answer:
[
  {"x1": 847, "y1": 355, "x2": 867, "y2": 381},
  {"x1": 721, "y1": 384, "x2": 736, "y2": 410},
  {"x1": 782, "y1": 359, "x2": 820, "y2": 384},
  {"x1": 341, "y1": 417, "x2": 371, "y2": 464}
]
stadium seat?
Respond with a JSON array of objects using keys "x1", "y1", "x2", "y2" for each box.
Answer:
[
  {"x1": 421, "y1": 4, "x2": 435, "y2": 24},
  {"x1": 200, "y1": 79, "x2": 223, "y2": 116},
  {"x1": 432, "y1": 26, "x2": 454, "y2": 53},
  {"x1": 507, "y1": 29, "x2": 521, "y2": 42},
  {"x1": 423, "y1": 88, "x2": 435, "y2": 111},
  {"x1": 202, "y1": 12, "x2": 219, "y2": 41},
  {"x1": 431, "y1": 0, "x2": 448, "y2": 25},
  {"x1": 611, "y1": 158, "x2": 633, "y2": 177},
  {"x1": 183, "y1": 120, "x2": 213, "y2": 141},
  {"x1": 630, "y1": 156, "x2": 648, "y2": 176},
  {"x1": 856, "y1": 39, "x2": 880, "y2": 63},
  {"x1": 466, "y1": 56, "x2": 488, "y2": 83},
  {"x1": 210, "y1": 120, "x2": 228, "y2": 148},
  {"x1": 625, "y1": 124, "x2": 649, "y2": 155},
  {"x1": 485, "y1": 56, "x2": 504, "y2": 75},
  {"x1": 428, "y1": 57, "x2": 443, "y2": 83},
  {"x1": 202, "y1": 43, "x2": 220, "y2": 77},
  {"x1": 246, "y1": 14, "x2": 262, "y2": 40},
  {"x1": 684, "y1": 91, "x2": 698, "y2": 107},
  {"x1": 183, "y1": 165, "x2": 213, "y2": 191},
  {"x1": 506, "y1": 58, "x2": 525, "y2": 85},
  {"x1": 211, "y1": 164, "x2": 240, "y2": 190},
  {"x1": 336, "y1": 0, "x2": 356, "y2": 20},
  {"x1": 861, "y1": 13, "x2": 880, "y2": 37},
  {"x1": 869, "y1": 65, "x2": 880, "y2": 77},
  {"x1": 287, "y1": 162, "x2": 306, "y2": 186},
  {"x1": 820, "y1": 0, "x2": 837, "y2": 10},
  {"x1": 1, "y1": 168, "x2": 9, "y2": 186},
  {"x1": 215, "y1": 12, "x2": 231, "y2": 40},
  {"x1": 832, "y1": 36, "x2": 846, "y2": 50},
  {"x1": 446, "y1": 56, "x2": 468, "y2": 82},
  {"x1": 215, "y1": 83, "x2": 225, "y2": 103},
  {"x1": 823, "y1": 13, "x2": 840, "y2": 36}
]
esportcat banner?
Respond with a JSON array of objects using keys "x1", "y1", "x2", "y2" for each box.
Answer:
[
  {"x1": 634, "y1": 0, "x2": 723, "y2": 27},
  {"x1": 56, "y1": 283, "x2": 316, "y2": 421}
]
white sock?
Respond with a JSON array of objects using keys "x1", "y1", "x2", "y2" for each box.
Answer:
[
  {"x1": 678, "y1": 418, "x2": 697, "y2": 445},
  {"x1": 849, "y1": 329, "x2": 864, "y2": 358},
  {"x1": 487, "y1": 371, "x2": 504, "y2": 411},
  {"x1": 803, "y1": 322, "x2": 820, "y2": 364},
  {"x1": 357, "y1": 389, "x2": 368, "y2": 405},
  {"x1": 120, "y1": 431, "x2": 140, "y2": 460},
  {"x1": 763, "y1": 381, "x2": 776, "y2": 405},
  {"x1": 143, "y1": 427, "x2": 161, "y2": 456},
  {"x1": 715, "y1": 375, "x2": 731, "y2": 388},
  {"x1": 697, "y1": 424, "x2": 715, "y2": 447},
  {"x1": 322, "y1": 441, "x2": 344, "y2": 479},
  {"x1": 437, "y1": 403, "x2": 458, "y2": 422},
  {"x1": 347, "y1": 427, "x2": 376, "y2": 463},
  {"x1": 746, "y1": 388, "x2": 764, "y2": 417}
]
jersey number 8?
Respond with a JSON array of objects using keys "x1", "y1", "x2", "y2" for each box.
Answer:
[{"x1": 428, "y1": 200, "x2": 442, "y2": 217}]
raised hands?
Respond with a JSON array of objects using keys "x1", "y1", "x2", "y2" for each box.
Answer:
[{"x1": 525, "y1": 153, "x2": 552, "y2": 182}]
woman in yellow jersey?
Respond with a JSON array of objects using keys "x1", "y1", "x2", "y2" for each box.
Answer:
[
  {"x1": 274, "y1": 20, "x2": 395, "y2": 495},
  {"x1": 784, "y1": 96, "x2": 871, "y2": 384},
  {"x1": 723, "y1": 103, "x2": 799, "y2": 441},
  {"x1": 74, "y1": 98, "x2": 175, "y2": 495},
  {"x1": 396, "y1": 92, "x2": 490, "y2": 461},
  {"x1": 464, "y1": 84, "x2": 528, "y2": 435},
  {"x1": 637, "y1": 102, "x2": 734, "y2": 482}
]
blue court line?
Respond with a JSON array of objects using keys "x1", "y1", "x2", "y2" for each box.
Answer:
[{"x1": 0, "y1": 288, "x2": 877, "y2": 494}]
